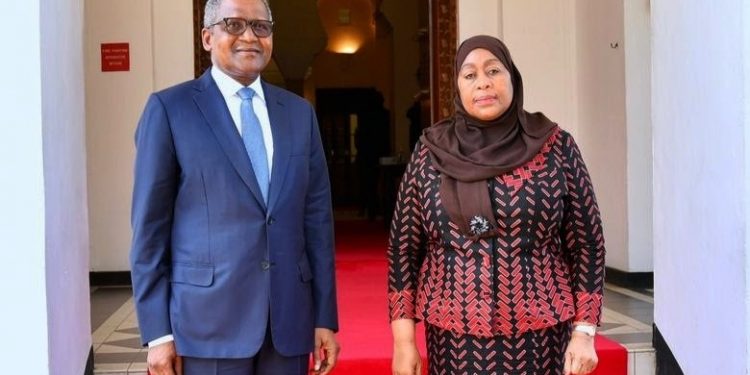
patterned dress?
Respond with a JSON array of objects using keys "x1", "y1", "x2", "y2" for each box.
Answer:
[{"x1": 388, "y1": 127, "x2": 605, "y2": 375}]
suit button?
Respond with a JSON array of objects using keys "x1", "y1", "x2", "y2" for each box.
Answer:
[
  {"x1": 267, "y1": 217, "x2": 275, "y2": 225},
  {"x1": 261, "y1": 261, "x2": 270, "y2": 270}
]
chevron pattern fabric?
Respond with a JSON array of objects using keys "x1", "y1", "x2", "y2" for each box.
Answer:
[
  {"x1": 387, "y1": 127, "x2": 606, "y2": 340},
  {"x1": 426, "y1": 321, "x2": 570, "y2": 374}
]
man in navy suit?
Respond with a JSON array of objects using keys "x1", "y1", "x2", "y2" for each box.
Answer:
[{"x1": 130, "y1": 0, "x2": 339, "y2": 374}]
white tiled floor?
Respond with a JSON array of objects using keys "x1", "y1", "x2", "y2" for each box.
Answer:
[
  {"x1": 600, "y1": 285, "x2": 655, "y2": 375},
  {"x1": 628, "y1": 348, "x2": 657, "y2": 375},
  {"x1": 90, "y1": 293, "x2": 146, "y2": 374}
]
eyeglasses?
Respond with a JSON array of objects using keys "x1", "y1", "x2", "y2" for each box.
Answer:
[{"x1": 210, "y1": 18, "x2": 274, "y2": 38}]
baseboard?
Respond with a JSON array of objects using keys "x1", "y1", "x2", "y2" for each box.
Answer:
[
  {"x1": 653, "y1": 324, "x2": 684, "y2": 375},
  {"x1": 90, "y1": 271, "x2": 132, "y2": 286},
  {"x1": 84, "y1": 346, "x2": 93, "y2": 375},
  {"x1": 605, "y1": 267, "x2": 653, "y2": 289}
]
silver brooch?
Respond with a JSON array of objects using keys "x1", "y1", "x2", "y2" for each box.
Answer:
[{"x1": 469, "y1": 215, "x2": 491, "y2": 236}]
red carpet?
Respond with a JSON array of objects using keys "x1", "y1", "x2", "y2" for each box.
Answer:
[{"x1": 333, "y1": 220, "x2": 628, "y2": 374}]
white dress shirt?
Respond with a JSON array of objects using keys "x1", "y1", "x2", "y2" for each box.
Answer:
[{"x1": 147, "y1": 68, "x2": 275, "y2": 348}]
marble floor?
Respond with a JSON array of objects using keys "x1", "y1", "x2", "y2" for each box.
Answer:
[{"x1": 90, "y1": 283, "x2": 656, "y2": 374}]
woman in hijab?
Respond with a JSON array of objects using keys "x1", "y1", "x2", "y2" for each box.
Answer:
[{"x1": 387, "y1": 35, "x2": 605, "y2": 375}]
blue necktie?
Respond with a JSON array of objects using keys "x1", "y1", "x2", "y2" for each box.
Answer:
[{"x1": 237, "y1": 87, "x2": 269, "y2": 203}]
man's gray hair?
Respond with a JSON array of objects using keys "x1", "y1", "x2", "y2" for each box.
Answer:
[{"x1": 203, "y1": 0, "x2": 273, "y2": 28}]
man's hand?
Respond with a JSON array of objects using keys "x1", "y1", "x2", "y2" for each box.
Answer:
[
  {"x1": 563, "y1": 332, "x2": 598, "y2": 375},
  {"x1": 147, "y1": 341, "x2": 182, "y2": 375},
  {"x1": 313, "y1": 328, "x2": 340, "y2": 374}
]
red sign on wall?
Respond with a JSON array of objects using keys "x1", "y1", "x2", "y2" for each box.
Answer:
[{"x1": 101, "y1": 43, "x2": 130, "y2": 72}]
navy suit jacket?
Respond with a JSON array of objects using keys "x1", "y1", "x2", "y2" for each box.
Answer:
[{"x1": 130, "y1": 70, "x2": 338, "y2": 358}]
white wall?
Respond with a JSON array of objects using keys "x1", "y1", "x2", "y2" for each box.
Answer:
[
  {"x1": 574, "y1": 0, "x2": 629, "y2": 271},
  {"x1": 458, "y1": 0, "x2": 503, "y2": 42},
  {"x1": 41, "y1": 0, "x2": 92, "y2": 373},
  {"x1": 623, "y1": 0, "x2": 653, "y2": 272},
  {"x1": 0, "y1": 1, "x2": 49, "y2": 373},
  {"x1": 1, "y1": 0, "x2": 91, "y2": 373},
  {"x1": 502, "y1": 0, "x2": 578, "y2": 137},
  {"x1": 86, "y1": 0, "x2": 193, "y2": 271},
  {"x1": 152, "y1": 0, "x2": 195, "y2": 89},
  {"x1": 652, "y1": 0, "x2": 748, "y2": 373}
]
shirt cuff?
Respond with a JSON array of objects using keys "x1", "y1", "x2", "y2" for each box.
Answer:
[
  {"x1": 388, "y1": 290, "x2": 417, "y2": 321},
  {"x1": 574, "y1": 292, "x2": 603, "y2": 325},
  {"x1": 148, "y1": 334, "x2": 174, "y2": 348}
]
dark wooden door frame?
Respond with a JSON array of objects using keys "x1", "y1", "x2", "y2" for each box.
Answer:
[{"x1": 193, "y1": 0, "x2": 211, "y2": 78}]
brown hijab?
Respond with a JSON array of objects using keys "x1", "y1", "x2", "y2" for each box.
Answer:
[{"x1": 420, "y1": 35, "x2": 557, "y2": 239}]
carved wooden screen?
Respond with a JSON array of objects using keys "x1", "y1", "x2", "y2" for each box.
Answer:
[{"x1": 429, "y1": 0, "x2": 457, "y2": 123}]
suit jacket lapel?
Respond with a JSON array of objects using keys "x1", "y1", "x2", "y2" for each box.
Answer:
[
  {"x1": 264, "y1": 81, "x2": 291, "y2": 213},
  {"x1": 193, "y1": 71, "x2": 267, "y2": 210}
]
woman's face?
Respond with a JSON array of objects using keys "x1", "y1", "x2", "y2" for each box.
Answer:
[{"x1": 457, "y1": 48, "x2": 514, "y2": 121}]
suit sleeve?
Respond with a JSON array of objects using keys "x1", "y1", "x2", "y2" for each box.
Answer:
[
  {"x1": 387, "y1": 143, "x2": 427, "y2": 321},
  {"x1": 304, "y1": 105, "x2": 339, "y2": 331},
  {"x1": 560, "y1": 132, "x2": 606, "y2": 325},
  {"x1": 130, "y1": 94, "x2": 179, "y2": 345}
]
